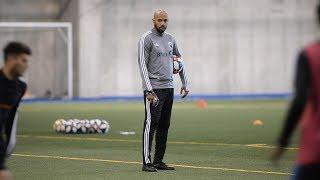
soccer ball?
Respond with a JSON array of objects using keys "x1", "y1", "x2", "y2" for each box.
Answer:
[
  {"x1": 95, "y1": 119, "x2": 102, "y2": 126},
  {"x1": 71, "y1": 121, "x2": 78, "y2": 134},
  {"x1": 79, "y1": 120, "x2": 87, "y2": 133},
  {"x1": 53, "y1": 118, "x2": 110, "y2": 134},
  {"x1": 85, "y1": 120, "x2": 91, "y2": 129},
  {"x1": 99, "y1": 120, "x2": 110, "y2": 134},
  {"x1": 88, "y1": 127, "x2": 95, "y2": 134},
  {"x1": 89, "y1": 120, "x2": 95, "y2": 126},
  {"x1": 65, "y1": 120, "x2": 73, "y2": 134},
  {"x1": 173, "y1": 58, "x2": 183, "y2": 73},
  {"x1": 53, "y1": 119, "x2": 61, "y2": 131},
  {"x1": 59, "y1": 119, "x2": 66, "y2": 133},
  {"x1": 53, "y1": 119, "x2": 66, "y2": 132}
]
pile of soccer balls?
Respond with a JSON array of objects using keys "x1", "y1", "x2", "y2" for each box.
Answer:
[{"x1": 53, "y1": 119, "x2": 110, "y2": 134}]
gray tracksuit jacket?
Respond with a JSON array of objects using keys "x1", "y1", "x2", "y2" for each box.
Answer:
[{"x1": 138, "y1": 28, "x2": 188, "y2": 91}]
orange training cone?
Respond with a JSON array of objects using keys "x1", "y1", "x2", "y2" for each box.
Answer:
[
  {"x1": 196, "y1": 99, "x2": 208, "y2": 109},
  {"x1": 253, "y1": 119, "x2": 263, "y2": 126}
]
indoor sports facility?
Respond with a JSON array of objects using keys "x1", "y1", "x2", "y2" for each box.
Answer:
[{"x1": 0, "y1": 0, "x2": 318, "y2": 179}]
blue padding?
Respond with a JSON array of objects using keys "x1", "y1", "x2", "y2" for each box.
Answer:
[{"x1": 21, "y1": 93, "x2": 292, "y2": 103}]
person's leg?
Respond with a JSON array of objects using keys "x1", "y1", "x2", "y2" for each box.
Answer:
[
  {"x1": 154, "y1": 89, "x2": 174, "y2": 165},
  {"x1": 295, "y1": 163, "x2": 320, "y2": 180},
  {"x1": 142, "y1": 90, "x2": 164, "y2": 168},
  {"x1": 5, "y1": 106, "x2": 18, "y2": 156},
  {"x1": 291, "y1": 165, "x2": 300, "y2": 180},
  {"x1": 0, "y1": 109, "x2": 9, "y2": 177}
]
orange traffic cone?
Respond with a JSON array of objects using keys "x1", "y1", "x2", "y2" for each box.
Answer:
[
  {"x1": 253, "y1": 119, "x2": 263, "y2": 126},
  {"x1": 196, "y1": 99, "x2": 208, "y2": 109}
]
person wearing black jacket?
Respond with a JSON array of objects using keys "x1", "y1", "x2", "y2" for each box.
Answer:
[{"x1": 0, "y1": 42, "x2": 31, "y2": 180}]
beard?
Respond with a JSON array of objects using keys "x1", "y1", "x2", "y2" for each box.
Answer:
[
  {"x1": 155, "y1": 25, "x2": 166, "y2": 33},
  {"x1": 11, "y1": 65, "x2": 23, "y2": 79}
]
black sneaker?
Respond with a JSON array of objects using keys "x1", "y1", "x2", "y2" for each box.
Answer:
[
  {"x1": 153, "y1": 162, "x2": 175, "y2": 170},
  {"x1": 142, "y1": 164, "x2": 157, "y2": 172}
]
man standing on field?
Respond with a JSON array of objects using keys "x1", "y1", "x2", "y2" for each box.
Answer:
[{"x1": 138, "y1": 10, "x2": 189, "y2": 172}]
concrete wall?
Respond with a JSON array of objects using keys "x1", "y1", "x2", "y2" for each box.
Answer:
[
  {"x1": 0, "y1": 0, "x2": 65, "y2": 21},
  {"x1": 60, "y1": 0, "x2": 80, "y2": 97},
  {"x1": 0, "y1": 29, "x2": 68, "y2": 97},
  {"x1": 1, "y1": 0, "x2": 318, "y2": 98},
  {"x1": 0, "y1": 0, "x2": 71, "y2": 98},
  {"x1": 70, "y1": 0, "x2": 319, "y2": 97}
]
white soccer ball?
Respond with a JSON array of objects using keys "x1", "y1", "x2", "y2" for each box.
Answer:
[
  {"x1": 173, "y1": 58, "x2": 183, "y2": 73},
  {"x1": 53, "y1": 120, "x2": 60, "y2": 131},
  {"x1": 101, "y1": 120, "x2": 107, "y2": 124},
  {"x1": 65, "y1": 121, "x2": 72, "y2": 134},
  {"x1": 85, "y1": 121, "x2": 91, "y2": 128},
  {"x1": 65, "y1": 120, "x2": 72, "y2": 126},
  {"x1": 72, "y1": 127, "x2": 77, "y2": 133},
  {"x1": 56, "y1": 125, "x2": 61, "y2": 132},
  {"x1": 95, "y1": 119, "x2": 102, "y2": 126},
  {"x1": 53, "y1": 119, "x2": 65, "y2": 132},
  {"x1": 89, "y1": 119, "x2": 98, "y2": 131},
  {"x1": 54, "y1": 118, "x2": 110, "y2": 134},
  {"x1": 81, "y1": 126, "x2": 87, "y2": 133},
  {"x1": 90, "y1": 120, "x2": 95, "y2": 125},
  {"x1": 75, "y1": 122, "x2": 82, "y2": 133},
  {"x1": 77, "y1": 122, "x2": 82, "y2": 129},
  {"x1": 88, "y1": 127, "x2": 95, "y2": 134},
  {"x1": 65, "y1": 126, "x2": 72, "y2": 133},
  {"x1": 60, "y1": 123, "x2": 66, "y2": 132},
  {"x1": 96, "y1": 128, "x2": 102, "y2": 134},
  {"x1": 71, "y1": 123, "x2": 77, "y2": 134},
  {"x1": 60, "y1": 119, "x2": 66, "y2": 125},
  {"x1": 99, "y1": 120, "x2": 110, "y2": 134}
]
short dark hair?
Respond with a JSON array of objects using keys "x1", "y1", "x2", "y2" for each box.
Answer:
[{"x1": 3, "y1": 42, "x2": 32, "y2": 62}]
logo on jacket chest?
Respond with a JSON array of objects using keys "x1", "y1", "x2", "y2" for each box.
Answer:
[
  {"x1": 154, "y1": 42, "x2": 160, "y2": 48},
  {"x1": 154, "y1": 42, "x2": 173, "y2": 49},
  {"x1": 157, "y1": 51, "x2": 173, "y2": 57},
  {"x1": 154, "y1": 41, "x2": 173, "y2": 57}
]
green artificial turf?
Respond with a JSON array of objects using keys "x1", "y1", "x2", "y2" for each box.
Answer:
[{"x1": 8, "y1": 100, "x2": 298, "y2": 180}]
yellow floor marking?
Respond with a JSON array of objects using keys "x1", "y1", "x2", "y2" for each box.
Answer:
[
  {"x1": 246, "y1": 144, "x2": 297, "y2": 150},
  {"x1": 12, "y1": 153, "x2": 292, "y2": 176}
]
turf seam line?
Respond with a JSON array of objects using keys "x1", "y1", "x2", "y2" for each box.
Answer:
[{"x1": 12, "y1": 153, "x2": 292, "y2": 176}]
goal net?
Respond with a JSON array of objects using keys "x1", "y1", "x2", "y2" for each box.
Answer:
[{"x1": 0, "y1": 22, "x2": 73, "y2": 100}]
